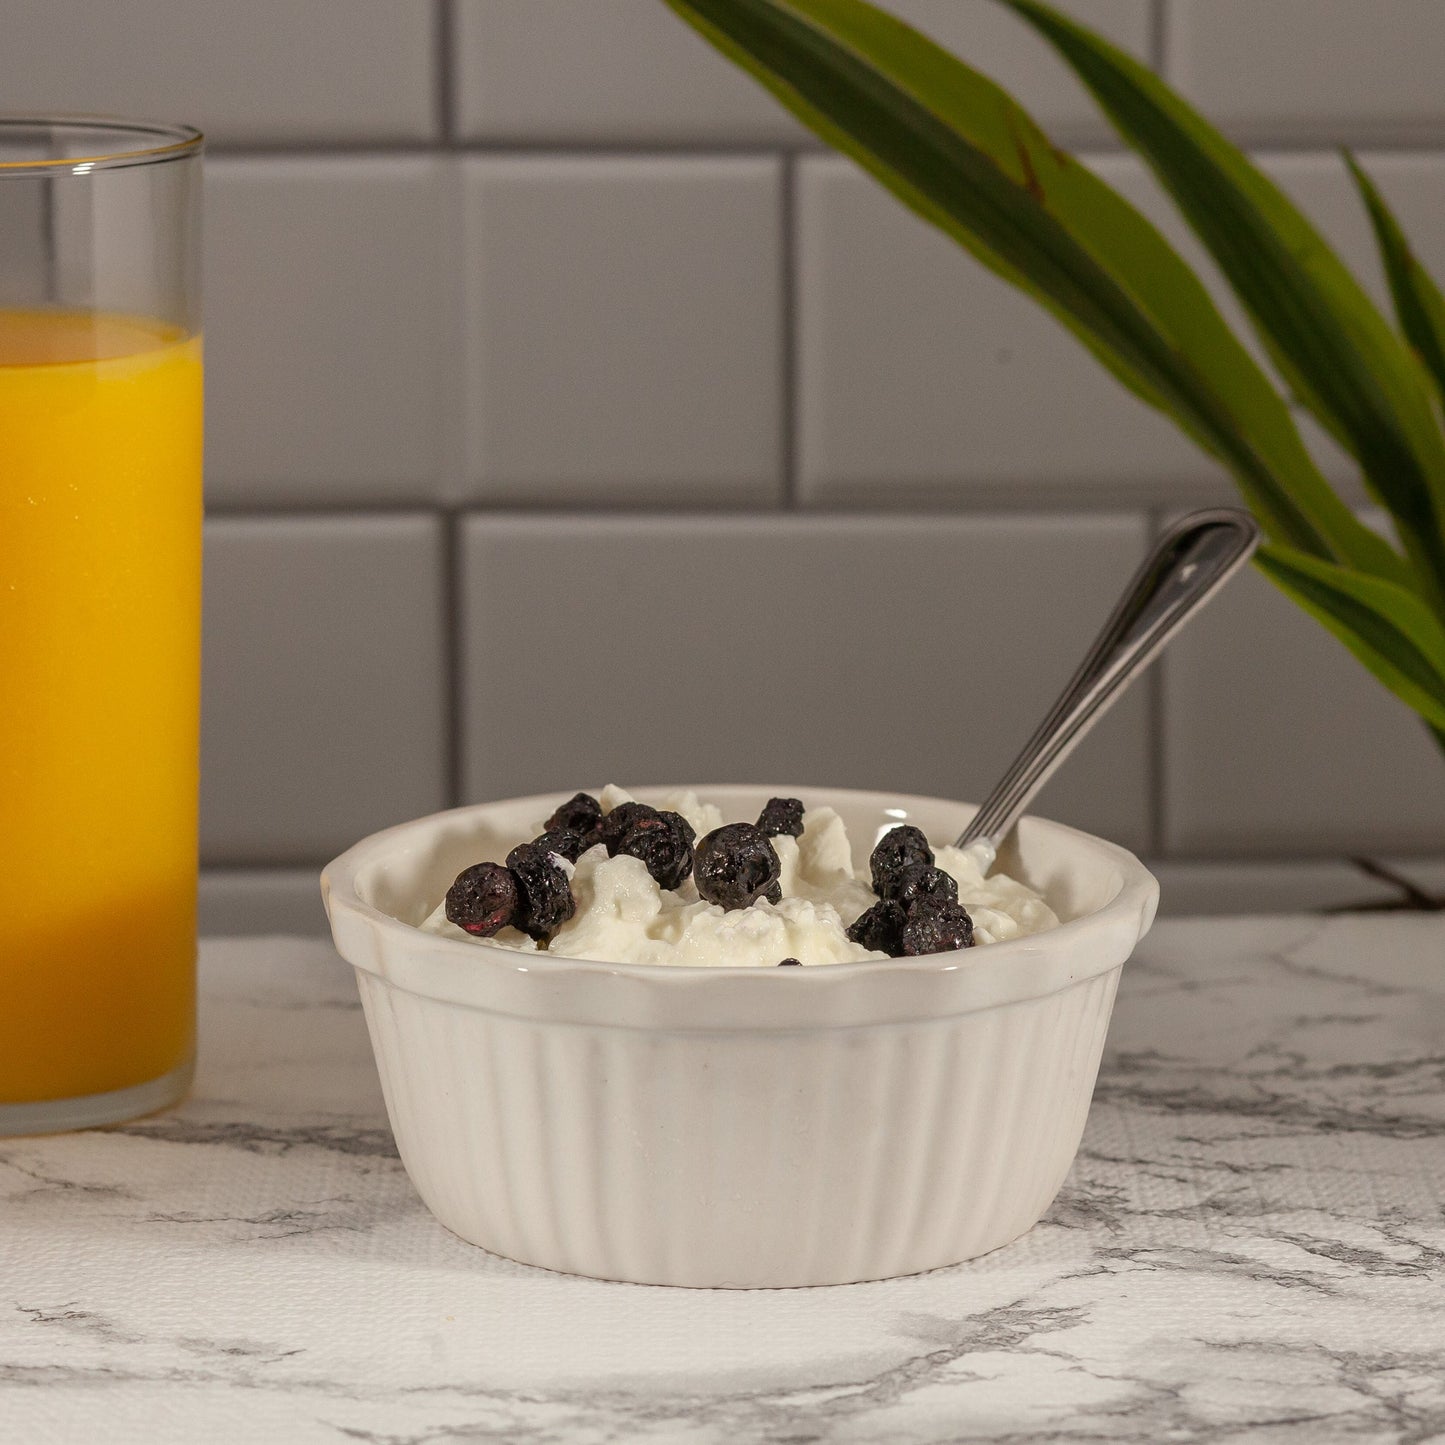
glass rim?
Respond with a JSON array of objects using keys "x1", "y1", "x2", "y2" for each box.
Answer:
[{"x1": 0, "y1": 115, "x2": 203, "y2": 175}]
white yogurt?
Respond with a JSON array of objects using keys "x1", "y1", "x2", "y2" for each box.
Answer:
[{"x1": 421, "y1": 787, "x2": 1059, "y2": 966}]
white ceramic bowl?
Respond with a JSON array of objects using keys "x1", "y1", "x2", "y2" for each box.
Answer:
[{"x1": 322, "y1": 786, "x2": 1158, "y2": 1288}]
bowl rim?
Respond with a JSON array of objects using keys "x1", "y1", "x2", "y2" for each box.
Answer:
[{"x1": 321, "y1": 784, "x2": 1160, "y2": 986}]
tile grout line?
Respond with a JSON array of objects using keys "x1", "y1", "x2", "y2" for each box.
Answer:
[
  {"x1": 433, "y1": 0, "x2": 466, "y2": 817},
  {"x1": 203, "y1": 136, "x2": 1138, "y2": 160},
  {"x1": 779, "y1": 151, "x2": 799, "y2": 509},
  {"x1": 440, "y1": 12, "x2": 468, "y2": 814},
  {"x1": 200, "y1": 494, "x2": 1291, "y2": 522},
  {"x1": 201, "y1": 133, "x2": 1445, "y2": 158},
  {"x1": 202, "y1": 485, "x2": 1332, "y2": 520},
  {"x1": 202, "y1": 497, "x2": 1265, "y2": 522},
  {"x1": 1149, "y1": 0, "x2": 1168, "y2": 74},
  {"x1": 441, "y1": 510, "x2": 467, "y2": 809},
  {"x1": 200, "y1": 135, "x2": 1445, "y2": 157},
  {"x1": 435, "y1": 0, "x2": 458, "y2": 147}
]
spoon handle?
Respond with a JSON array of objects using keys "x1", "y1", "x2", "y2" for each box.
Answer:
[{"x1": 955, "y1": 507, "x2": 1261, "y2": 856}]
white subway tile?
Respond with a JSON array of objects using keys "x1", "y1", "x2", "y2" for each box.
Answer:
[
  {"x1": 453, "y1": 0, "x2": 1149, "y2": 146},
  {"x1": 1168, "y1": 0, "x2": 1445, "y2": 145},
  {"x1": 1151, "y1": 859, "x2": 1445, "y2": 916},
  {"x1": 463, "y1": 157, "x2": 783, "y2": 504},
  {"x1": 200, "y1": 871, "x2": 329, "y2": 936},
  {"x1": 0, "y1": 0, "x2": 435, "y2": 144},
  {"x1": 453, "y1": 0, "x2": 805, "y2": 143},
  {"x1": 202, "y1": 516, "x2": 448, "y2": 865},
  {"x1": 204, "y1": 159, "x2": 457, "y2": 506},
  {"x1": 796, "y1": 155, "x2": 1219, "y2": 505}
]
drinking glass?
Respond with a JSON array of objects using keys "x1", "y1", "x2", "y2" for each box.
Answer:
[{"x1": 0, "y1": 117, "x2": 203, "y2": 1133}]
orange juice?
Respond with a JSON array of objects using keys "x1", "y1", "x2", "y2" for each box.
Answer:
[{"x1": 0, "y1": 310, "x2": 202, "y2": 1105}]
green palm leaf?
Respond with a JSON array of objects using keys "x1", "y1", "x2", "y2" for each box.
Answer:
[
  {"x1": 1256, "y1": 544, "x2": 1445, "y2": 731},
  {"x1": 660, "y1": 0, "x2": 1402, "y2": 578},
  {"x1": 661, "y1": 0, "x2": 1445, "y2": 754},
  {"x1": 1001, "y1": 0, "x2": 1445, "y2": 620},
  {"x1": 1344, "y1": 151, "x2": 1445, "y2": 403}
]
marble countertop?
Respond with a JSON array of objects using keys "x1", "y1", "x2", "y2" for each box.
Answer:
[{"x1": 2, "y1": 916, "x2": 1443, "y2": 1444}]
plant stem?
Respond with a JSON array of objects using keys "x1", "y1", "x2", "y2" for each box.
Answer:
[{"x1": 1345, "y1": 857, "x2": 1445, "y2": 912}]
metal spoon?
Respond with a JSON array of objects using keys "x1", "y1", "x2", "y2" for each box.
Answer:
[{"x1": 955, "y1": 507, "x2": 1261, "y2": 868}]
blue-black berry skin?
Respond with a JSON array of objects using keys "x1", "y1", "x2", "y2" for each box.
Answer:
[
  {"x1": 870, "y1": 825, "x2": 934, "y2": 899},
  {"x1": 901, "y1": 898, "x2": 974, "y2": 956},
  {"x1": 891, "y1": 863, "x2": 959, "y2": 910},
  {"x1": 445, "y1": 862, "x2": 519, "y2": 937},
  {"x1": 532, "y1": 828, "x2": 587, "y2": 863},
  {"x1": 504, "y1": 841, "x2": 576, "y2": 942},
  {"x1": 545, "y1": 792, "x2": 603, "y2": 846},
  {"x1": 756, "y1": 797, "x2": 805, "y2": 838},
  {"x1": 693, "y1": 823, "x2": 781, "y2": 911},
  {"x1": 846, "y1": 899, "x2": 907, "y2": 956},
  {"x1": 778, "y1": 957, "x2": 802, "y2": 967},
  {"x1": 615, "y1": 809, "x2": 696, "y2": 891},
  {"x1": 598, "y1": 801, "x2": 665, "y2": 855}
]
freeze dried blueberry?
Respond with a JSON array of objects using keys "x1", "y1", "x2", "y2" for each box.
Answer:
[
  {"x1": 846, "y1": 899, "x2": 907, "y2": 956},
  {"x1": 901, "y1": 898, "x2": 974, "y2": 957},
  {"x1": 870, "y1": 825, "x2": 934, "y2": 899},
  {"x1": 614, "y1": 809, "x2": 696, "y2": 891},
  {"x1": 545, "y1": 792, "x2": 603, "y2": 846},
  {"x1": 598, "y1": 801, "x2": 666, "y2": 855},
  {"x1": 693, "y1": 823, "x2": 781, "y2": 911},
  {"x1": 891, "y1": 863, "x2": 959, "y2": 910},
  {"x1": 444, "y1": 862, "x2": 519, "y2": 938},
  {"x1": 756, "y1": 796, "x2": 805, "y2": 838},
  {"x1": 531, "y1": 828, "x2": 587, "y2": 864},
  {"x1": 778, "y1": 957, "x2": 802, "y2": 967},
  {"x1": 505, "y1": 841, "x2": 576, "y2": 942}
]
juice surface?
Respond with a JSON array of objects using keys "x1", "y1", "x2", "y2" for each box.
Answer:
[{"x1": 0, "y1": 310, "x2": 202, "y2": 1103}]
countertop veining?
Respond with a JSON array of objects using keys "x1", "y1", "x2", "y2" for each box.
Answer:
[{"x1": 2, "y1": 916, "x2": 1443, "y2": 1443}]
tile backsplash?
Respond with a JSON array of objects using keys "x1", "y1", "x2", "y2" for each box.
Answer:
[
  {"x1": 204, "y1": 157, "x2": 456, "y2": 505},
  {"x1": 9, "y1": 0, "x2": 1444, "y2": 930},
  {"x1": 463, "y1": 155, "x2": 785, "y2": 502}
]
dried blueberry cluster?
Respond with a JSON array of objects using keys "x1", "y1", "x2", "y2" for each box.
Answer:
[
  {"x1": 444, "y1": 792, "x2": 807, "y2": 945},
  {"x1": 444, "y1": 814, "x2": 588, "y2": 942},
  {"x1": 599, "y1": 801, "x2": 697, "y2": 891},
  {"x1": 444, "y1": 796, "x2": 972, "y2": 960},
  {"x1": 691, "y1": 791, "x2": 817, "y2": 908},
  {"x1": 846, "y1": 825, "x2": 974, "y2": 958}
]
